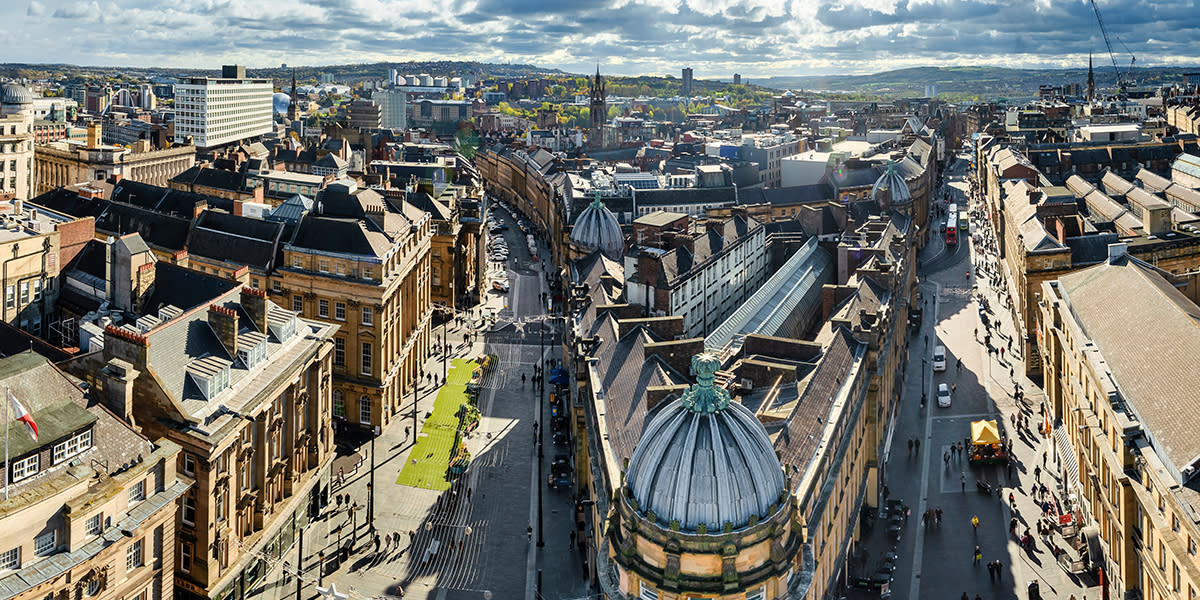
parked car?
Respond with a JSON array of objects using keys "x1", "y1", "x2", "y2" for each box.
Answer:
[
  {"x1": 937, "y1": 383, "x2": 952, "y2": 407},
  {"x1": 552, "y1": 431, "x2": 568, "y2": 446},
  {"x1": 547, "y1": 455, "x2": 571, "y2": 488}
]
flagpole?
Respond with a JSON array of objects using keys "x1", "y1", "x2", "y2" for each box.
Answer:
[{"x1": 4, "y1": 385, "x2": 9, "y2": 501}]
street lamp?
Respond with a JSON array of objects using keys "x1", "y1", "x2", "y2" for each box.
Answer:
[{"x1": 368, "y1": 425, "x2": 380, "y2": 534}]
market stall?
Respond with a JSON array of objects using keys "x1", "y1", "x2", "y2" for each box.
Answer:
[{"x1": 969, "y1": 419, "x2": 1009, "y2": 465}]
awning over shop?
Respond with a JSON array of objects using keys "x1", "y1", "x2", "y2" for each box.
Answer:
[
  {"x1": 971, "y1": 419, "x2": 1002, "y2": 445},
  {"x1": 1082, "y1": 525, "x2": 1104, "y2": 569}
]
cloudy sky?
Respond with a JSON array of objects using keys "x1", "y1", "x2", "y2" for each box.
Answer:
[{"x1": 10, "y1": 0, "x2": 1200, "y2": 78}]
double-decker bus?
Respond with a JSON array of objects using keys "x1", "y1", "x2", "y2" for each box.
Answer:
[{"x1": 946, "y1": 214, "x2": 958, "y2": 245}]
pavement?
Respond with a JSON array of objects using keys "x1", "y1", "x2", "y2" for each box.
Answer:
[
  {"x1": 246, "y1": 198, "x2": 587, "y2": 600},
  {"x1": 848, "y1": 156, "x2": 1096, "y2": 600}
]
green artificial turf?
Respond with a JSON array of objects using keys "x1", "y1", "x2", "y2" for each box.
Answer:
[{"x1": 395, "y1": 358, "x2": 477, "y2": 490}]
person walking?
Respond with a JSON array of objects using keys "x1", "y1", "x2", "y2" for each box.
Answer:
[
  {"x1": 914, "y1": 438, "x2": 920, "y2": 454},
  {"x1": 1043, "y1": 450, "x2": 1048, "y2": 468},
  {"x1": 987, "y1": 560, "x2": 996, "y2": 581},
  {"x1": 908, "y1": 439, "x2": 913, "y2": 456},
  {"x1": 527, "y1": 524, "x2": 533, "y2": 542},
  {"x1": 961, "y1": 473, "x2": 966, "y2": 492},
  {"x1": 1034, "y1": 465, "x2": 1042, "y2": 483},
  {"x1": 569, "y1": 530, "x2": 576, "y2": 549},
  {"x1": 971, "y1": 515, "x2": 980, "y2": 532},
  {"x1": 973, "y1": 545, "x2": 983, "y2": 565}
]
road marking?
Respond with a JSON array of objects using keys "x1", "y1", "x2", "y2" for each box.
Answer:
[{"x1": 931, "y1": 412, "x2": 1004, "y2": 421}]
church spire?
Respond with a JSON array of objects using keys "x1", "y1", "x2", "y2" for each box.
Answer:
[
  {"x1": 1087, "y1": 52, "x2": 1095, "y2": 103},
  {"x1": 287, "y1": 68, "x2": 299, "y2": 121}
]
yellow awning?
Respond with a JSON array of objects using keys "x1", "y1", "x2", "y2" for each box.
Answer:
[{"x1": 971, "y1": 419, "x2": 1001, "y2": 445}]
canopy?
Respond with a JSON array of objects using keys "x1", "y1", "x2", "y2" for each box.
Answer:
[
  {"x1": 971, "y1": 419, "x2": 1002, "y2": 445},
  {"x1": 549, "y1": 367, "x2": 570, "y2": 386}
]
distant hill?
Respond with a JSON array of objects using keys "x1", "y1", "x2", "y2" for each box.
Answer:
[
  {"x1": 0, "y1": 61, "x2": 563, "y2": 84},
  {"x1": 754, "y1": 65, "x2": 1200, "y2": 98}
]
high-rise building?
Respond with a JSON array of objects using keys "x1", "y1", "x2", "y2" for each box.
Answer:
[
  {"x1": 682, "y1": 67, "x2": 694, "y2": 97},
  {"x1": 346, "y1": 98, "x2": 381, "y2": 129},
  {"x1": 372, "y1": 89, "x2": 408, "y2": 130},
  {"x1": 172, "y1": 65, "x2": 273, "y2": 149},
  {"x1": 733, "y1": 73, "x2": 741, "y2": 85}
]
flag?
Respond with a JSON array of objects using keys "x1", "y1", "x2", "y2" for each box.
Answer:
[{"x1": 8, "y1": 390, "x2": 37, "y2": 442}]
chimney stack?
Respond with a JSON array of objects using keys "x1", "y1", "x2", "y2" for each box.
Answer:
[
  {"x1": 208, "y1": 304, "x2": 239, "y2": 356},
  {"x1": 240, "y1": 287, "x2": 269, "y2": 333}
]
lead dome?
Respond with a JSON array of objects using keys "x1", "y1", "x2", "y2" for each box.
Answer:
[
  {"x1": 1, "y1": 83, "x2": 32, "y2": 107},
  {"x1": 871, "y1": 160, "x2": 912, "y2": 208},
  {"x1": 624, "y1": 353, "x2": 787, "y2": 532},
  {"x1": 570, "y1": 191, "x2": 624, "y2": 259}
]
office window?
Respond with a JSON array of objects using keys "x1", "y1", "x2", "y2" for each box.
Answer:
[
  {"x1": 359, "y1": 395, "x2": 371, "y2": 424},
  {"x1": 334, "y1": 302, "x2": 345, "y2": 321},
  {"x1": 332, "y1": 390, "x2": 344, "y2": 418},
  {"x1": 334, "y1": 338, "x2": 345, "y2": 365},
  {"x1": 180, "y1": 541, "x2": 193, "y2": 574},
  {"x1": 129, "y1": 479, "x2": 145, "y2": 503},
  {"x1": 181, "y1": 495, "x2": 196, "y2": 526},
  {"x1": 292, "y1": 295, "x2": 303, "y2": 312},
  {"x1": 12, "y1": 455, "x2": 38, "y2": 481},
  {"x1": 86, "y1": 513, "x2": 103, "y2": 535},
  {"x1": 182, "y1": 453, "x2": 195, "y2": 476},
  {"x1": 0, "y1": 547, "x2": 18, "y2": 571},
  {"x1": 360, "y1": 342, "x2": 372, "y2": 375},
  {"x1": 34, "y1": 531, "x2": 56, "y2": 556},
  {"x1": 361, "y1": 307, "x2": 373, "y2": 326},
  {"x1": 125, "y1": 538, "x2": 143, "y2": 571}
]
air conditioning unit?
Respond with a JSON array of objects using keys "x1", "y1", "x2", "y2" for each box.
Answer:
[{"x1": 740, "y1": 378, "x2": 753, "y2": 391}]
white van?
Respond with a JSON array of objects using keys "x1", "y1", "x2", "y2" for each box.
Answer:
[{"x1": 933, "y1": 346, "x2": 947, "y2": 372}]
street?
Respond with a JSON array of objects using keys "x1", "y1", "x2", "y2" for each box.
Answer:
[
  {"x1": 851, "y1": 155, "x2": 1090, "y2": 600},
  {"x1": 252, "y1": 198, "x2": 585, "y2": 600}
]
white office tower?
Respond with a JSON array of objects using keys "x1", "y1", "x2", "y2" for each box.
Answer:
[
  {"x1": 372, "y1": 89, "x2": 408, "y2": 130},
  {"x1": 173, "y1": 65, "x2": 273, "y2": 149}
]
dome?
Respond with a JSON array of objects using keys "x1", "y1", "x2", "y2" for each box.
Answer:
[
  {"x1": 625, "y1": 353, "x2": 787, "y2": 532},
  {"x1": 1, "y1": 83, "x2": 32, "y2": 106},
  {"x1": 273, "y1": 92, "x2": 292, "y2": 115},
  {"x1": 570, "y1": 191, "x2": 624, "y2": 258},
  {"x1": 871, "y1": 160, "x2": 912, "y2": 207}
]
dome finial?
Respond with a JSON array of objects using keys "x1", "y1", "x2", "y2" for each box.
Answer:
[{"x1": 681, "y1": 353, "x2": 730, "y2": 413}]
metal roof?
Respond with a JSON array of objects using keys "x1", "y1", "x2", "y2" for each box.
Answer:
[{"x1": 705, "y1": 237, "x2": 833, "y2": 359}]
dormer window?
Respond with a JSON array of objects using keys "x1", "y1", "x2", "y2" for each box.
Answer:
[
  {"x1": 188, "y1": 356, "x2": 232, "y2": 400},
  {"x1": 237, "y1": 333, "x2": 268, "y2": 369}
]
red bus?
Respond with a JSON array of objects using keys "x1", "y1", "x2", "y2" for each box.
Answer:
[{"x1": 946, "y1": 215, "x2": 958, "y2": 245}]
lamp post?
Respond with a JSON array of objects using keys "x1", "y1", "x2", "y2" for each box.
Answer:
[
  {"x1": 368, "y1": 425, "x2": 380, "y2": 534},
  {"x1": 442, "y1": 319, "x2": 448, "y2": 382},
  {"x1": 921, "y1": 358, "x2": 928, "y2": 407}
]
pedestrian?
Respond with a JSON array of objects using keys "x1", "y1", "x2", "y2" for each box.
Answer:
[
  {"x1": 992, "y1": 560, "x2": 1002, "y2": 581},
  {"x1": 1043, "y1": 450, "x2": 1048, "y2": 468},
  {"x1": 973, "y1": 545, "x2": 982, "y2": 565},
  {"x1": 527, "y1": 525, "x2": 533, "y2": 542},
  {"x1": 971, "y1": 515, "x2": 980, "y2": 531},
  {"x1": 393, "y1": 531, "x2": 401, "y2": 548},
  {"x1": 883, "y1": 485, "x2": 891, "y2": 500},
  {"x1": 944, "y1": 451, "x2": 950, "y2": 465},
  {"x1": 405, "y1": 425, "x2": 411, "y2": 438},
  {"x1": 988, "y1": 560, "x2": 995, "y2": 581},
  {"x1": 914, "y1": 438, "x2": 920, "y2": 453},
  {"x1": 373, "y1": 533, "x2": 381, "y2": 554},
  {"x1": 961, "y1": 473, "x2": 966, "y2": 492},
  {"x1": 569, "y1": 530, "x2": 576, "y2": 549},
  {"x1": 951, "y1": 382, "x2": 956, "y2": 394},
  {"x1": 1010, "y1": 516, "x2": 1018, "y2": 535},
  {"x1": 908, "y1": 439, "x2": 913, "y2": 456},
  {"x1": 1034, "y1": 465, "x2": 1041, "y2": 483}
]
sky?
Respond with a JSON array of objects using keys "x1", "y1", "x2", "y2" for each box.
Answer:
[{"x1": 8, "y1": 0, "x2": 1200, "y2": 79}]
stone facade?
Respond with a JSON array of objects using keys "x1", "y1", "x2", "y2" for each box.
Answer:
[{"x1": 34, "y1": 139, "x2": 195, "y2": 196}]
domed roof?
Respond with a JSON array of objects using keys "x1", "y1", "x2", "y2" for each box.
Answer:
[
  {"x1": 570, "y1": 191, "x2": 624, "y2": 258},
  {"x1": 625, "y1": 353, "x2": 786, "y2": 532},
  {"x1": 1, "y1": 83, "x2": 32, "y2": 106},
  {"x1": 871, "y1": 160, "x2": 912, "y2": 207}
]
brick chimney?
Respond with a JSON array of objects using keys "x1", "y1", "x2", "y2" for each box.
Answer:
[
  {"x1": 240, "y1": 287, "x2": 268, "y2": 333},
  {"x1": 100, "y1": 358, "x2": 140, "y2": 427},
  {"x1": 208, "y1": 304, "x2": 239, "y2": 356},
  {"x1": 102, "y1": 325, "x2": 149, "y2": 369}
]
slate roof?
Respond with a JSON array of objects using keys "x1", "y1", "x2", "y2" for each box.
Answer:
[
  {"x1": 1057, "y1": 256, "x2": 1200, "y2": 482},
  {"x1": 111, "y1": 179, "x2": 208, "y2": 218},
  {"x1": 404, "y1": 191, "x2": 452, "y2": 222},
  {"x1": 141, "y1": 262, "x2": 241, "y2": 316},
  {"x1": 774, "y1": 327, "x2": 865, "y2": 477},
  {"x1": 646, "y1": 215, "x2": 761, "y2": 288},
  {"x1": 633, "y1": 186, "x2": 737, "y2": 209},
  {"x1": 0, "y1": 352, "x2": 96, "y2": 460},
  {"x1": 266, "y1": 194, "x2": 313, "y2": 224},
  {"x1": 187, "y1": 211, "x2": 286, "y2": 271},
  {"x1": 171, "y1": 165, "x2": 246, "y2": 193},
  {"x1": 288, "y1": 214, "x2": 394, "y2": 257},
  {"x1": 740, "y1": 184, "x2": 833, "y2": 206}
]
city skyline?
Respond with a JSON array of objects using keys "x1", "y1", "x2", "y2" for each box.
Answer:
[{"x1": 8, "y1": 0, "x2": 1200, "y2": 79}]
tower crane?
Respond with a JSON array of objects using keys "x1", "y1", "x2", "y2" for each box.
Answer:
[{"x1": 1089, "y1": 0, "x2": 1137, "y2": 92}]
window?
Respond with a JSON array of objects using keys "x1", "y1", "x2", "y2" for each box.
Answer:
[
  {"x1": 745, "y1": 587, "x2": 764, "y2": 600},
  {"x1": 182, "y1": 453, "x2": 195, "y2": 476},
  {"x1": 318, "y1": 299, "x2": 329, "y2": 318},
  {"x1": 181, "y1": 495, "x2": 196, "y2": 526},
  {"x1": 359, "y1": 395, "x2": 371, "y2": 424},
  {"x1": 12, "y1": 455, "x2": 38, "y2": 481},
  {"x1": 334, "y1": 302, "x2": 345, "y2": 321},
  {"x1": 334, "y1": 338, "x2": 345, "y2": 365},
  {"x1": 1190, "y1": 536, "x2": 1197, "y2": 556},
  {"x1": 18, "y1": 282, "x2": 28, "y2": 305},
  {"x1": 1176, "y1": 563, "x2": 1182, "y2": 591},
  {"x1": 4, "y1": 286, "x2": 12, "y2": 309},
  {"x1": 125, "y1": 538, "x2": 143, "y2": 571},
  {"x1": 53, "y1": 429, "x2": 92, "y2": 464},
  {"x1": 129, "y1": 479, "x2": 145, "y2": 503},
  {"x1": 86, "y1": 513, "x2": 103, "y2": 536},
  {"x1": 34, "y1": 531, "x2": 56, "y2": 556},
  {"x1": 215, "y1": 490, "x2": 226, "y2": 522},
  {"x1": 240, "y1": 461, "x2": 250, "y2": 491},
  {"x1": 86, "y1": 579, "x2": 99, "y2": 597},
  {"x1": 639, "y1": 582, "x2": 658, "y2": 600},
  {"x1": 272, "y1": 280, "x2": 282, "y2": 293},
  {"x1": 238, "y1": 339, "x2": 267, "y2": 369},
  {"x1": 292, "y1": 256, "x2": 302, "y2": 268},
  {"x1": 361, "y1": 307, "x2": 373, "y2": 326},
  {"x1": 32, "y1": 279, "x2": 41, "y2": 301},
  {"x1": 0, "y1": 547, "x2": 18, "y2": 571},
  {"x1": 318, "y1": 260, "x2": 330, "y2": 273},
  {"x1": 250, "y1": 278, "x2": 259, "y2": 289},
  {"x1": 332, "y1": 390, "x2": 344, "y2": 418},
  {"x1": 292, "y1": 295, "x2": 303, "y2": 312},
  {"x1": 180, "y1": 541, "x2": 193, "y2": 574},
  {"x1": 360, "y1": 342, "x2": 372, "y2": 375}
]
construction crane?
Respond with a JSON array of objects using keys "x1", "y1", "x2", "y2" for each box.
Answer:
[{"x1": 1089, "y1": 0, "x2": 1137, "y2": 91}]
